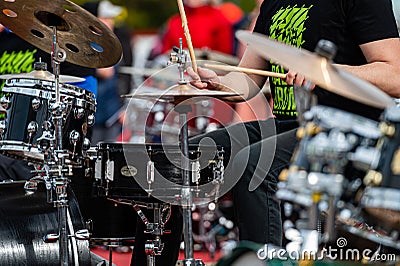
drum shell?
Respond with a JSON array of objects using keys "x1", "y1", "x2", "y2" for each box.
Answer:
[
  {"x1": 0, "y1": 181, "x2": 91, "y2": 265},
  {"x1": 0, "y1": 78, "x2": 96, "y2": 163},
  {"x1": 95, "y1": 142, "x2": 223, "y2": 203},
  {"x1": 69, "y1": 154, "x2": 138, "y2": 241}
]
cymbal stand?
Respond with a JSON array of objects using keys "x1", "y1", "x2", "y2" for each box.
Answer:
[
  {"x1": 171, "y1": 42, "x2": 205, "y2": 266},
  {"x1": 33, "y1": 26, "x2": 81, "y2": 266}
]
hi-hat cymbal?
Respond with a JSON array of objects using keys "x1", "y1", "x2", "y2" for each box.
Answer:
[
  {"x1": 0, "y1": 70, "x2": 85, "y2": 83},
  {"x1": 122, "y1": 83, "x2": 242, "y2": 103},
  {"x1": 236, "y1": 30, "x2": 394, "y2": 109},
  {"x1": 0, "y1": 0, "x2": 122, "y2": 68}
]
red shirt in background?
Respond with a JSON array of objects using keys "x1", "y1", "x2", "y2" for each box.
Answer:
[{"x1": 161, "y1": 5, "x2": 233, "y2": 55}]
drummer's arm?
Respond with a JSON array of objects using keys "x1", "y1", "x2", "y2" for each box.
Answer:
[
  {"x1": 189, "y1": 47, "x2": 269, "y2": 102},
  {"x1": 338, "y1": 38, "x2": 400, "y2": 98}
]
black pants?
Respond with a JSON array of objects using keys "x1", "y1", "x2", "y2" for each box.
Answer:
[
  {"x1": 190, "y1": 118, "x2": 298, "y2": 245},
  {"x1": 131, "y1": 118, "x2": 298, "y2": 265}
]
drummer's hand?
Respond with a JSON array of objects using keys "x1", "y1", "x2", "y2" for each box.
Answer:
[
  {"x1": 285, "y1": 70, "x2": 316, "y2": 90},
  {"x1": 187, "y1": 66, "x2": 219, "y2": 90}
]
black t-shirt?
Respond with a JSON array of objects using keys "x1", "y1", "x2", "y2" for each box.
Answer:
[
  {"x1": 0, "y1": 31, "x2": 95, "y2": 87},
  {"x1": 254, "y1": 0, "x2": 399, "y2": 121}
]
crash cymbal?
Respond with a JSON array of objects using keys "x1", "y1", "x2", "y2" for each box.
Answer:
[
  {"x1": 194, "y1": 48, "x2": 240, "y2": 65},
  {"x1": 122, "y1": 83, "x2": 242, "y2": 103},
  {"x1": 0, "y1": 0, "x2": 122, "y2": 68},
  {"x1": 236, "y1": 30, "x2": 394, "y2": 109},
  {"x1": 0, "y1": 70, "x2": 85, "y2": 83}
]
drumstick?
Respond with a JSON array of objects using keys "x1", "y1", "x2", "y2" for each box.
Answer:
[
  {"x1": 203, "y1": 63, "x2": 287, "y2": 79},
  {"x1": 177, "y1": 0, "x2": 198, "y2": 73}
]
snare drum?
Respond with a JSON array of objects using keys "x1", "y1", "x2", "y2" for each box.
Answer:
[
  {"x1": 0, "y1": 78, "x2": 96, "y2": 163},
  {"x1": 95, "y1": 142, "x2": 224, "y2": 204}
]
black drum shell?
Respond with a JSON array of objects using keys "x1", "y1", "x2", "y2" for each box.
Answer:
[
  {"x1": 95, "y1": 142, "x2": 223, "y2": 203},
  {"x1": 0, "y1": 181, "x2": 91, "y2": 265}
]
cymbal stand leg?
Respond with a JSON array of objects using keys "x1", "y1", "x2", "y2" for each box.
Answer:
[{"x1": 56, "y1": 176, "x2": 70, "y2": 266}]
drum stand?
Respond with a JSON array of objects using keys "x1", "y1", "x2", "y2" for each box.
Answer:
[
  {"x1": 110, "y1": 199, "x2": 172, "y2": 266},
  {"x1": 31, "y1": 27, "x2": 89, "y2": 266}
]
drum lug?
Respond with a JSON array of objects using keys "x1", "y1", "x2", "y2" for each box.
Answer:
[
  {"x1": 27, "y1": 121, "x2": 39, "y2": 143},
  {"x1": 191, "y1": 161, "x2": 201, "y2": 184},
  {"x1": 0, "y1": 95, "x2": 10, "y2": 110},
  {"x1": 87, "y1": 113, "x2": 95, "y2": 127},
  {"x1": 69, "y1": 130, "x2": 81, "y2": 156},
  {"x1": 74, "y1": 108, "x2": 85, "y2": 120},
  {"x1": 82, "y1": 137, "x2": 91, "y2": 151},
  {"x1": 106, "y1": 159, "x2": 114, "y2": 181},
  {"x1": 74, "y1": 229, "x2": 90, "y2": 240},
  {"x1": 31, "y1": 98, "x2": 41, "y2": 111},
  {"x1": 43, "y1": 233, "x2": 59, "y2": 243},
  {"x1": 24, "y1": 179, "x2": 39, "y2": 194},
  {"x1": 147, "y1": 160, "x2": 155, "y2": 194},
  {"x1": 0, "y1": 120, "x2": 7, "y2": 137}
]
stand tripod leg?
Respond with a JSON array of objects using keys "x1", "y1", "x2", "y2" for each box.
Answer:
[
  {"x1": 109, "y1": 247, "x2": 113, "y2": 266},
  {"x1": 58, "y1": 203, "x2": 69, "y2": 266}
]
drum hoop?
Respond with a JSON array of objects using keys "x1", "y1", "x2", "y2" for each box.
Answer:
[
  {"x1": 0, "y1": 140, "x2": 44, "y2": 161},
  {"x1": 4, "y1": 78, "x2": 96, "y2": 104}
]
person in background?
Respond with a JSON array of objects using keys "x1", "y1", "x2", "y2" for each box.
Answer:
[
  {"x1": 83, "y1": 0, "x2": 133, "y2": 144},
  {"x1": 157, "y1": 0, "x2": 233, "y2": 56}
]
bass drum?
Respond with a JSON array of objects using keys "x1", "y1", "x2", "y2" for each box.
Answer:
[{"x1": 0, "y1": 181, "x2": 91, "y2": 265}]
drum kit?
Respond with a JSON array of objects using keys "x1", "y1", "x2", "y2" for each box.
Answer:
[{"x1": 0, "y1": 0, "x2": 399, "y2": 265}]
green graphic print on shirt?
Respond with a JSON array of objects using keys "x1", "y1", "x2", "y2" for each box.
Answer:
[
  {"x1": 269, "y1": 5, "x2": 313, "y2": 118},
  {"x1": 0, "y1": 49, "x2": 37, "y2": 89},
  {"x1": 0, "y1": 49, "x2": 36, "y2": 119}
]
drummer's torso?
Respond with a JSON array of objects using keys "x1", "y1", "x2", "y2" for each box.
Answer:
[
  {"x1": 254, "y1": 0, "x2": 398, "y2": 120},
  {"x1": 0, "y1": 32, "x2": 95, "y2": 80}
]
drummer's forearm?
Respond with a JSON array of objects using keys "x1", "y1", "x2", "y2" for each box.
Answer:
[
  {"x1": 218, "y1": 72, "x2": 264, "y2": 101},
  {"x1": 339, "y1": 62, "x2": 400, "y2": 98},
  {"x1": 216, "y1": 47, "x2": 269, "y2": 101},
  {"x1": 338, "y1": 38, "x2": 400, "y2": 98}
]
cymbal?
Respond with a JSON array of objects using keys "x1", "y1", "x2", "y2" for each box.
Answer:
[
  {"x1": 236, "y1": 30, "x2": 394, "y2": 109},
  {"x1": 122, "y1": 83, "x2": 242, "y2": 103},
  {"x1": 0, "y1": 70, "x2": 85, "y2": 83},
  {"x1": 194, "y1": 48, "x2": 240, "y2": 65},
  {"x1": 0, "y1": 0, "x2": 122, "y2": 68}
]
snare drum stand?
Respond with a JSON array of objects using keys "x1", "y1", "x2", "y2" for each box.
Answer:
[{"x1": 109, "y1": 198, "x2": 172, "y2": 266}]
